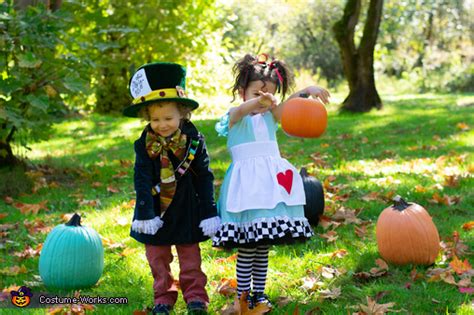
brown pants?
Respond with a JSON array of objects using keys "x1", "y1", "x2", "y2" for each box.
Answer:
[{"x1": 145, "y1": 243, "x2": 209, "y2": 306}]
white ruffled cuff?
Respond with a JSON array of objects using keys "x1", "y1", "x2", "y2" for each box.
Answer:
[
  {"x1": 131, "y1": 216, "x2": 164, "y2": 235},
  {"x1": 199, "y1": 216, "x2": 221, "y2": 237}
]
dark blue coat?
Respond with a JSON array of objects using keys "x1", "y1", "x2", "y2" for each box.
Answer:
[{"x1": 130, "y1": 120, "x2": 217, "y2": 245}]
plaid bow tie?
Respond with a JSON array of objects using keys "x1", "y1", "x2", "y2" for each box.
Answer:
[{"x1": 146, "y1": 126, "x2": 187, "y2": 217}]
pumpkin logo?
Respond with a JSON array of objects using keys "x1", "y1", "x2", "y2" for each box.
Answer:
[{"x1": 10, "y1": 286, "x2": 32, "y2": 308}]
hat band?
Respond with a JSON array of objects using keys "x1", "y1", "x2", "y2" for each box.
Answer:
[{"x1": 132, "y1": 88, "x2": 180, "y2": 105}]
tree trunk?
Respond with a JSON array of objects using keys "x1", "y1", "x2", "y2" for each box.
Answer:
[
  {"x1": 0, "y1": 126, "x2": 20, "y2": 168},
  {"x1": 0, "y1": 140, "x2": 19, "y2": 168},
  {"x1": 333, "y1": 0, "x2": 384, "y2": 112}
]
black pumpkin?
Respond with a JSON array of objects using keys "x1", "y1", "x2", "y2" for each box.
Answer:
[{"x1": 300, "y1": 168, "x2": 325, "y2": 226}]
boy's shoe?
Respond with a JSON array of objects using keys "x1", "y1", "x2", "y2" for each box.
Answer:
[
  {"x1": 187, "y1": 300, "x2": 207, "y2": 314},
  {"x1": 152, "y1": 304, "x2": 172, "y2": 315},
  {"x1": 253, "y1": 292, "x2": 273, "y2": 310}
]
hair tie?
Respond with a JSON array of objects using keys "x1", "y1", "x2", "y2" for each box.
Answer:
[{"x1": 269, "y1": 61, "x2": 283, "y2": 93}]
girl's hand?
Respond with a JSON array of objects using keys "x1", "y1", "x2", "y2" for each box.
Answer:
[
  {"x1": 256, "y1": 91, "x2": 277, "y2": 113},
  {"x1": 303, "y1": 86, "x2": 331, "y2": 104}
]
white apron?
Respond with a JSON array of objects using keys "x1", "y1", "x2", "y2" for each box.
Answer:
[{"x1": 226, "y1": 140, "x2": 306, "y2": 213}]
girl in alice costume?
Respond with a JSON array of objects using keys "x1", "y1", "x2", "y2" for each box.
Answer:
[
  {"x1": 124, "y1": 62, "x2": 220, "y2": 315},
  {"x1": 213, "y1": 54, "x2": 330, "y2": 310}
]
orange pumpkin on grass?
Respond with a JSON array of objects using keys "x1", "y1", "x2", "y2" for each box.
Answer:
[{"x1": 376, "y1": 196, "x2": 440, "y2": 265}]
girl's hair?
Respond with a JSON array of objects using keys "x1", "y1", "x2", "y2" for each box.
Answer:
[
  {"x1": 139, "y1": 101, "x2": 192, "y2": 121},
  {"x1": 231, "y1": 53, "x2": 294, "y2": 101}
]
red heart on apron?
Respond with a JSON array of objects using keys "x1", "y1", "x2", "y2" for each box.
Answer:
[{"x1": 277, "y1": 169, "x2": 293, "y2": 194}]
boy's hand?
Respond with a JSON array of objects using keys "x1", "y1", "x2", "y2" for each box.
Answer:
[
  {"x1": 304, "y1": 86, "x2": 331, "y2": 104},
  {"x1": 256, "y1": 91, "x2": 277, "y2": 113}
]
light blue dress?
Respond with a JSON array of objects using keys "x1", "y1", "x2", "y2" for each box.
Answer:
[{"x1": 212, "y1": 112, "x2": 313, "y2": 248}]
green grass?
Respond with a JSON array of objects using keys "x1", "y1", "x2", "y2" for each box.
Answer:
[{"x1": 0, "y1": 93, "x2": 473, "y2": 314}]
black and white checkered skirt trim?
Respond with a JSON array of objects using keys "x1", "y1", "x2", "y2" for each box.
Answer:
[{"x1": 212, "y1": 216, "x2": 314, "y2": 248}]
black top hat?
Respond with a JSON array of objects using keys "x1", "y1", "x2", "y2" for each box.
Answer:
[{"x1": 123, "y1": 62, "x2": 199, "y2": 117}]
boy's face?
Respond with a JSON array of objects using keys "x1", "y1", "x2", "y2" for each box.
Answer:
[
  {"x1": 148, "y1": 102, "x2": 183, "y2": 137},
  {"x1": 240, "y1": 80, "x2": 277, "y2": 102}
]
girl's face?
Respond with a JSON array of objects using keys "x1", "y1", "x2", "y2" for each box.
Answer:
[
  {"x1": 240, "y1": 80, "x2": 277, "y2": 101},
  {"x1": 148, "y1": 102, "x2": 183, "y2": 137}
]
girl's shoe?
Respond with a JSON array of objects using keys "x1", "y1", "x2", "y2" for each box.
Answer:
[
  {"x1": 152, "y1": 304, "x2": 172, "y2": 315},
  {"x1": 253, "y1": 292, "x2": 273, "y2": 310}
]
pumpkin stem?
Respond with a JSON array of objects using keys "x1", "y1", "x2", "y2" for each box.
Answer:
[
  {"x1": 393, "y1": 195, "x2": 411, "y2": 211},
  {"x1": 66, "y1": 213, "x2": 82, "y2": 226}
]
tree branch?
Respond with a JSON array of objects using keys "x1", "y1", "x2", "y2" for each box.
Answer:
[{"x1": 359, "y1": 0, "x2": 384, "y2": 56}]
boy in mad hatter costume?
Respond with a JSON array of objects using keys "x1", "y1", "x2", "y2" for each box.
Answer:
[{"x1": 124, "y1": 62, "x2": 220, "y2": 315}]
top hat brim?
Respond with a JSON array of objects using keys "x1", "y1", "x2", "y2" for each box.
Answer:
[{"x1": 123, "y1": 97, "x2": 199, "y2": 118}]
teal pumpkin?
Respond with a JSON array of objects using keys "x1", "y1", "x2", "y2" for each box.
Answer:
[{"x1": 39, "y1": 213, "x2": 104, "y2": 289}]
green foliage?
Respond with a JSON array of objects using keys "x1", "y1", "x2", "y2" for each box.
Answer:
[
  {"x1": 377, "y1": 0, "x2": 473, "y2": 92},
  {"x1": 0, "y1": 2, "x2": 90, "y2": 154},
  {"x1": 68, "y1": 0, "x2": 229, "y2": 114},
  {"x1": 282, "y1": 0, "x2": 344, "y2": 85}
]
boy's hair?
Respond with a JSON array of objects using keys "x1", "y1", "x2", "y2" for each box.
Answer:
[
  {"x1": 138, "y1": 101, "x2": 192, "y2": 121},
  {"x1": 231, "y1": 54, "x2": 294, "y2": 101}
]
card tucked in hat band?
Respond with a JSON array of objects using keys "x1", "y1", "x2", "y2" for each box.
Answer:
[{"x1": 132, "y1": 88, "x2": 183, "y2": 105}]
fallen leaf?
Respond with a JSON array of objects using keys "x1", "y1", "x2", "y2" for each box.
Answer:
[
  {"x1": 457, "y1": 278, "x2": 472, "y2": 288},
  {"x1": 355, "y1": 225, "x2": 367, "y2": 239},
  {"x1": 429, "y1": 192, "x2": 461, "y2": 206},
  {"x1": 362, "y1": 192, "x2": 380, "y2": 202},
  {"x1": 215, "y1": 254, "x2": 238, "y2": 263},
  {"x1": 300, "y1": 276, "x2": 324, "y2": 291},
  {"x1": 4, "y1": 196, "x2": 14, "y2": 204},
  {"x1": 101, "y1": 237, "x2": 125, "y2": 249},
  {"x1": 443, "y1": 175, "x2": 460, "y2": 187},
  {"x1": 318, "y1": 287, "x2": 341, "y2": 300},
  {"x1": 0, "y1": 265, "x2": 28, "y2": 276},
  {"x1": 414, "y1": 185, "x2": 428, "y2": 193},
  {"x1": 374, "y1": 291, "x2": 390, "y2": 302},
  {"x1": 120, "y1": 159, "x2": 133, "y2": 168},
  {"x1": 440, "y1": 272, "x2": 457, "y2": 286},
  {"x1": 113, "y1": 171, "x2": 129, "y2": 179},
  {"x1": 450, "y1": 256, "x2": 472, "y2": 275},
  {"x1": 409, "y1": 268, "x2": 423, "y2": 281},
  {"x1": 462, "y1": 221, "x2": 474, "y2": 231},
  {"x1": 220, "y1": 294, "x2": 240, "y2": 315},
  {"x1": 78, "y1": 199, "x2": 101, "y2": 207},
  {"x1": 330, "y1": 249, "x2": 348, "y2": 259},
  {"x1": 13, "y1": 200, "x2": 49, "y2": 215},
  {"x1": 119, "y1": 247, "x2": 136, "y2": 257},
  {"x1": 331, "y1": 208, "x2": 360, "y2": 224},
  {"x1": 217, "y1": 278, "x2": 237, "y2": 296},
  {"x1": 459, "y1": 287, "x2": 474, "y2": 294},
  {"x1": 107, "y1": 186, "x2": 120, "y2": 193},
  {"x1": 24, "y1": 219, "x2": 52, "y2": 234},
  {"x1": 0, "y1": 213, "x2": 8, "y2": 220},
  {"x1": 357, "y1": 296, "x2": 396, "y2": 314},
  {"x1": 456, "y1": 122, "x2": 469, "y2": 131},
  {"x1": 319, "y1": 230, "x2": 338, "y2": 243},
  {"x1": 13, "y1": 244, "x2": 43, "y2": 260},
  {"x1": 275, "y1": 296, "x2": 292, "y2": 308},
  {"x1": 375, "y1": 259, "x2": 389, "y2": 271}
]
